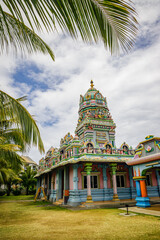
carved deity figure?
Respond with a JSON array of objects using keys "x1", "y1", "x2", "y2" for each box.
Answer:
[
  {"x1": 87, "y1": 143, "x2": 94, "y2": 153},
  {"x1": 85, "y1": 110, "x2": 91, "y2": 118},
  {"x1": 108, "y1": 112, "x2": 112, "y2": 119},
  {"x1": 123, "y1": 146, "x2": 128, "y2": 154},
  {"x1": 60, "y1": 138, "x2": 64, "y2": 145},
  {"x1": 106, "y1": 144, "x2": 112, "y2": 154}
]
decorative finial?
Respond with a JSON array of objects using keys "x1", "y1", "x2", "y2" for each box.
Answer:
[{"x1": 90, "y1": 80, "x2": 94, "y2": 89}]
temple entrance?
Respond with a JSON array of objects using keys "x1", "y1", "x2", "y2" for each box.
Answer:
[{"x1": 142, "y1": 167, "x2": 160, "y2": 197}]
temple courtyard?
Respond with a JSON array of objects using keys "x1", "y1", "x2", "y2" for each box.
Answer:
[{"x1": 0, "y1": 196, "x2": 160, "y2": 240}]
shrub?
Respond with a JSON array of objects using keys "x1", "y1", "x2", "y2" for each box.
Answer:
[
  {"x1": 11, "y1": 186, "x2": 22, "y2": 196},
  {"x1": 12, "y1": 189, "x2": 21, "y2": 195},
  {"x1": 29, "y1": 188, "x2": 36, "y2": 195},
  {"x1": 0, "y1": 189, "x2": 6, "y2": 196}
]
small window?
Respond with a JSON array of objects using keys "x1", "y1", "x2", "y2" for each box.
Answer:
[
  {"x1": 84, "y1": 176, "x2": 87, "y2": 189},
  {"x1": 83, "y1": 175, "x2": 98, "y2": 189},
  {"x1": 116, "y1": 175, "x2": 125, "y2": 188},
  {"x1": 146, "y1": 174, "x2": 152, "y2": 186},
  {"x1": 91, "y1": 176, "x2": 98, "y2": 188}
]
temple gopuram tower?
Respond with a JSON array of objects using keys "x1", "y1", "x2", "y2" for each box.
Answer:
[
  {"x1": 75, "y1": 80, "x2": 116, "y2": 151},
  {"x1": 36, "y1": 80, "x2": 143, "y2": 207}
]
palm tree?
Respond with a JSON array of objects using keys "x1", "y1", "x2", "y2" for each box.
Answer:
[
  {"x1": 0, "y1": 91, "x2": 44, "y2": 193},
  {"x1": 0, "y1": 0, "x2": 138, "y2": 59},
  {"x1": 0, "y1": 91, "x2": 44, "y2": 153},
  {"x1": 0, "y1": 157, "x2": 22, "y2": 195},
  {"x1": 20, "y1": 166, "x2": 37, "y2": 195},
  {"x1": 0, "y1": 158, "x2": 11, "y2": 184}
]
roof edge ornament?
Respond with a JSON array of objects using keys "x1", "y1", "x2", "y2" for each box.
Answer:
[{"x1": 90, "y1": 80, "x2": 94, "y2": 89}]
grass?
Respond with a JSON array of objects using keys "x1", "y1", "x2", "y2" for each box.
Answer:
[
  {"x1": 0, "y1": 198, "x2": 160, "y2": 240},
  {"x1": 0, "y1": 194, "x2": 34, "y2": 201}
]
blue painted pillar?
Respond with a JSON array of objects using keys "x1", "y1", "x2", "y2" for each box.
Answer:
[
  {"x1": 136, "y1": 181, "x2": 141, "y2": 197},
  {"x1": 129, "y1": 168, "x2": 134, "y2": 188},
  {"x1": 47, "y1": 173, "x2": 49, "y2": 196},
  {"x1": 68, "y1": 164, "x2": 81, "y2": 206},
  {"x1": 103, "y1": 165, "x2": 108, "y2": 201},
  {"x1": 49, "y1": 172, "x2": 54, "y2": 202},
  {"x1": 73, "y1": 164, "x2": 79, "y2": 190},
  {"x1": 129, "y1": 167, "x2": 134, "y2": 199},
  {"x1": 103, "y1": 165, "x2": 107, "y2": 189},
  {"x1": 156, "y1": 170, "x2": 160, "y2": 197},
  {"x1": 40, "y1": 175, "x2": 45, "y2": 198},
  {"x1": 134, "y1": 176, "x2": 150, "y2": 207},
  {"x1": 56, "y1": 170, "x2": 59, "y2": 201}
]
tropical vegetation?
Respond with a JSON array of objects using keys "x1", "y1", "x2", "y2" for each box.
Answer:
[
  {"x1": 20, "y1": 166, "x2": 37, "y2": 195},
  {"x1": 0, "y1": 91, "x2": 44, "y2": 194},
  {"x1": 0, "y1": 0, "x2": 138, "y2": 60}
]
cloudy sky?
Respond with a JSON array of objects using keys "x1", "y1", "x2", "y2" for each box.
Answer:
[{"x1": 1, "y1": 0, "x2": 160, "y2": 164}]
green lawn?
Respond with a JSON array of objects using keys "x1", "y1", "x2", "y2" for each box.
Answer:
[
  {"x1": 0, "y1": 194, "x2": 34, "y2": 201},
  {"x1": 0, "y1": 198, "x2": 160, "y2": 240}
]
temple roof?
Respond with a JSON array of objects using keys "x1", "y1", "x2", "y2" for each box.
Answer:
[
  {"x1": 21, "y1": 156, "x2": 38, "y2": 165},
  {"x1": 79, "y1": 80, "x2": 108, "y2": 111},
  {"x1": 35, "y1": 154, "x2": 134, "y2": 177}
]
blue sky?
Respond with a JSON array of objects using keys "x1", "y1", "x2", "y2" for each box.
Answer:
[
  {"x1": 0, "y1": 0, "x2": 160, "y2": 163},
  {"x1": 12, "y1": 64, "x2": 49, "y2": 92}
]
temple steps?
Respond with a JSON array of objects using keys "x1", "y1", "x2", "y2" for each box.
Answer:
[{"x1": 54, "y1": 199, "x2": 63, "y2": 205}]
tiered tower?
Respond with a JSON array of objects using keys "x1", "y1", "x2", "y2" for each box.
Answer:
[{"x1": 75, "y1": 80, "x2": 116, "y2": 149}]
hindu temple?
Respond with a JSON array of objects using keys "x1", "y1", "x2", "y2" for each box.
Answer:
[{"x1": 35, "y1": 81, "x2": 160, "y2": 207}]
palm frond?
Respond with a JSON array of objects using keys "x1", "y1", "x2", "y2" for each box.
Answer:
[
  {"x1": 0, "y1": 158, "x2": 20, "y2": 183},
  {"x1": 16, "y1": 96, "x2": 28, "y2": 102},
  {"x1": 49, "y1": 0, "x2": 138, "y2": 53},
  {"x1": 0, "y1": 167, "x2": 9, "y2": 183},
  {"x1": 20, "y1": 166, "x2": 37, "y2": 189},
  {"x1": 0, "y1": 128, "x2": 25, "y2": 151},
  {"x1": 0, "y1": 11, "x2": 55, "y2": 59},
  {"x1": 1, "y1": 0, "x2": 55, "y2": 32},
  {"x1": 0, "y1": 143, "x2": 23, "y2": 169},
  {"x1": 1, "y1": 0, "x2": 138, "y2": 54},
  {"x1": 0, "y1": 143, "x2": 21, "y2": 152},
  {"x1": 0, "y1": 90, "x2": 44, "y2": 153}
]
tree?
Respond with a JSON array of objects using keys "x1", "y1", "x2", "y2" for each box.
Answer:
[
  {"x1": 20, "y1": 166, "x2": 37, "y2": 195},
  {"x1": 0, "y1": 0, "x2": 138, "y2": 59},
  {"x1": 0, "y1": 157, "x2": 22, "y2": 196},
  {"x1": 0, "y1": 91, "x2": 44, "y2": 194},
  {"x1": 0, "y1": 91, "x2": 44, "y2": 154},
  {"x1": 5, "y1": 168, "x2": 22, "y2": 196}
]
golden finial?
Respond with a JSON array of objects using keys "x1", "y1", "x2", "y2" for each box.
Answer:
[{"x1": 90, "y1": 80, "x2": 94, "y2": 89}]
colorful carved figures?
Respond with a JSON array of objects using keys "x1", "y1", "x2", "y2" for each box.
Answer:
[
  {"x1": 87, "y1": 143, "x2": 94, "y2": 153},
  {"x1": 106, "y1": 144, "x2": 112, "y2": 154},
  {"x1": 123, "y1": 145, "x2": 128, "y2": 155}
]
